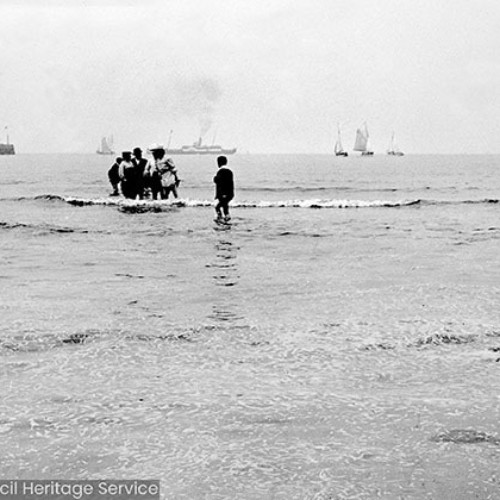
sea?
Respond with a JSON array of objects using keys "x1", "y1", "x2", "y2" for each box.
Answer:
[{"x1": 0, "y1": 153, "x2": 499, "y2": 500}]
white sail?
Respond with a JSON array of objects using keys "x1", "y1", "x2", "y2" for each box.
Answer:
[
  {"x1": 334, "y1": 125, "x2": 344, "y2": 153},
  {"x1": 97, "y1": 136, "x2": 114, "y2": 155},
  {"x1": 353, "y1": 128, "x2": 368, "y2": 152},
  {"x1": 387, "y1": 132, "x2": 404, "y2": 156},
  {"x1": 387, "y1": 132, "x2": 395, "y2": 152},
  {"x1": 354, "y1": 123, "x2": 374, "y2": 155}
]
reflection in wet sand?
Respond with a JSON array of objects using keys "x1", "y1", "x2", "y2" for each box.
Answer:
[{"x1": 208, "y1": 228, "x2": 242, "y2": 324}]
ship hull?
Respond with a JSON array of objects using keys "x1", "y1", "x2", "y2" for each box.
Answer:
[
  {"x1": 0, "y1": 144, "x2": 15, "y2": 155},
  {"x1": 165, "y1": 148, "x2": 237, "y2": 155}
]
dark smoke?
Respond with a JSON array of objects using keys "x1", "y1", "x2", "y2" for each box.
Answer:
[{"x1": 172, "y1": 77, "x2": 222, "y2": 138}]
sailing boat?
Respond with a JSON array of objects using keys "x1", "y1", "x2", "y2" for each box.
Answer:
[
  {"x1": 353, "y1": 122, "x2": 374, "y2": 156},
  {"x1": 334, "y1": 124, "x2": 348, "y2": 157},
  {"x1": 96, "y1": 136, "x2": 114, "y2": 155},
  {"x1": 387, "y1": 132, "x2": 404, "y2": 156},
  {"x1": 0, "y1": 126, "x2": 15, "y2": 155}
]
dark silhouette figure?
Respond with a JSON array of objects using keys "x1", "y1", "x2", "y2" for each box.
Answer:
[
  {"x1": 145, "y1": 145, "x2": 166, "y2": 200},
  {"x1": 119, "y1": 151, "x2": 137, "y2": 199},
  {"x1": 160, "y1": 158, "x2": 180, "y2": 200},
  {"x1": 108, "y1": 157, "x2": 122, "y2": 196},
  {"x1": 213, "y1": 155, "x2": 234, "y2": 220},
  {"x1": 132, "y1": 147, "x2": 148, "y2": 199}
]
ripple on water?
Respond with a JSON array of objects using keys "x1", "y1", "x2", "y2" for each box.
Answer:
[{"x1": 431, "y1": 429, "x2": 500, "y2": 445}]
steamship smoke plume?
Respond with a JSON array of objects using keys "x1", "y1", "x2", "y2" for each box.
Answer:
[{"x1": 172, "y1": 76, "x2": 222, "y2": 140}]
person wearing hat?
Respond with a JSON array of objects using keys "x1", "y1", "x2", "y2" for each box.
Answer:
[
  {"x1": 132, "y1": 147, "x2": 148, "y2": 199},
  {"x1": 118, "y1": 151, "x2": 137, "y2": 199},
  {"x1": 145, "y1": 144, "x2": 165, "y2": 200},
  {"x1": 145, "y1": 144, "x2": 180, "y2": 200},
  {"x1": 159, "y1": 157, "x2": 180, "y2": 200}
]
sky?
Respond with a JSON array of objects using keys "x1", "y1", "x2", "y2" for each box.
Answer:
[{"x1": 0, "y1": 0, "x2": 499, "y2": 154}]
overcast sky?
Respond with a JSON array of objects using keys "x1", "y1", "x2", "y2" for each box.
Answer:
[{"x1": 1, "y1": 0, "x2": 499, "y2": 154}]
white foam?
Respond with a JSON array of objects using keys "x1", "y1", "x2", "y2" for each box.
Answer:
[{"x1": 61, "y1": 196, "x2": 420, "y2": 209}]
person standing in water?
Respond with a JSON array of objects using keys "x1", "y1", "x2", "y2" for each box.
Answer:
[
  {"x1": 160, "y1": 158, "x2": 180, "y2": 200},
  {"x1": 132, "y1": 147, "x2": 149, "y2": 199},
  {"x1": 145, "y1": 144, "x2": 166, "y2": 200},
  {"x1": 145, "y1": 145, "x2": 180, "y2": 200},
  {"x1": 107, "y1": 156, "x2": 122, "y2": 196},
  {"x1": 213, "y1": 155, "x2": 234, "y2": 221},
  {"x1": 118, "y1": 151, "x2": 137, "y2": 199}
]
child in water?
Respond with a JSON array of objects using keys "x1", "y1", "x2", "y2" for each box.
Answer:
[
  {"x1": 107, "y1": 157, "x2": 122, "y2": 196},
  {"x1": 160, "y1": 158, "x2": 180, "y2": 199},
  {"x1": 213, "y1": 155, "x2": 234, "y2": 221}
]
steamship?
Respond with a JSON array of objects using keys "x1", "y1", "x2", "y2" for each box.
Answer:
[{"x1": 166, "y1": 137, "x2": 237, "y2": 155}]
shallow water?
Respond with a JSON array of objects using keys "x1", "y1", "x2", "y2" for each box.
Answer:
[{"x1": 1, "y1": 153, "x2": 500, "y2": 499}]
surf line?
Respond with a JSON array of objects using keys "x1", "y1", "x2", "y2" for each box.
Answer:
[{"x1": 51, "y1": 196, "x2": 422, "y2": 209}]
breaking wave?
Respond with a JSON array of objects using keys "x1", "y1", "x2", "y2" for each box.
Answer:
[
  {"x1": 27, "y1": 195, "x2": 422, "y2": 209},
  {"x1": 237, "y1": 185, "x2": 401, "y2": 193},
  {"x1": 1, "y1": 195, "x2": 498, "y2": 207}
]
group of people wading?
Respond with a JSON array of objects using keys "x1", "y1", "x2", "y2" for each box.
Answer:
[
  {"x1": 108, "y1": 144, "x2": 180, "y2": 201},
  {"x1": 107, "y1": 144, "x2": 235, "y2": 221}
]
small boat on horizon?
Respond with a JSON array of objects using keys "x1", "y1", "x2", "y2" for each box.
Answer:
[
  {"x1": 0, "y1": 126, "x2": 15, "y2": 155},
  {"x1": 387, "y1": 132, "x2": 404, "y2": 156},
  {"x1": 165, "y1": 133, "x2": 237, "y2": 155},
  {"x1": 96, "y1": 136, "x2": 114, "y2": 155},
  {"x1": 334, "y1": 124, "x2": 348, "y2": 157},
  {"x1": 353, "y1": 122, "x2": 374, "y2": 156}
]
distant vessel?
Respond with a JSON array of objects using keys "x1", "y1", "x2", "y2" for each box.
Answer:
[
  {"x1": 387, "y1": 132, "x2": 404, "y2": 156},
  {"x1": 334, "y1": 124, "x2": 348, "y2": 157},
  {"x1": 0, "y1": 126, "x2": 15, "y2": 155},
  {"x1": 96, "y1": 136, "x2": 114, "y2": 155},
  {"x1": 353, "y1": 123, "x2": 374, "y2": 156},
  {"x1": 166, "y1": 135, "x2": 236, "y2": 155}
]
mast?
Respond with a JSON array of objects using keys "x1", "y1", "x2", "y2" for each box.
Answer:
[
  {"x1": 387, "y1": 131, "x2": 395, "y2": 153},
  {"x1": 335, "y1": 124, "x2": 343, "y2": 153},
  {"x1": 387, "y1": 131, "x2": 403, "y2": 155},
  {"x1": 167, "y1": 130, "x2": 173, "y2": 150}
]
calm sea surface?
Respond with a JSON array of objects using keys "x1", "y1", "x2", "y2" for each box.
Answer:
[{"x1": 1, "y1": 153, "x2": 499, "y2": 499}]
